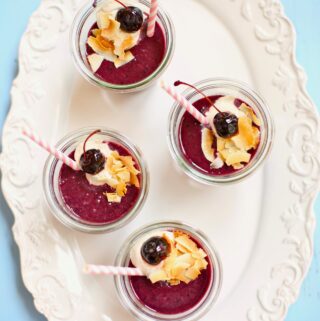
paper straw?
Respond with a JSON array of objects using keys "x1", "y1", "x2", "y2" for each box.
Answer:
[
  {"x1": 160, "y1": 80, "x2": 209, "y2": 125},
  {"x1": 147, "y1": 0, "x2": 158, "y2": 37},
  {"x1": 84, "y1": 264, "x2": 144, "y2": 276},
  {"x1": 22, "y1": 128, "x2": 81, "y2": 171}
]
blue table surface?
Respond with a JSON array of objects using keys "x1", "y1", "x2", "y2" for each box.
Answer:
[{"x1": 0, "y1": 1, "x2": 319, "y2": 320}]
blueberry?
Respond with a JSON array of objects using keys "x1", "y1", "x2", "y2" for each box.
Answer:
[
  {"x1": 213, "y1": 112, "x2": 239, "y2": 138},
  {"x1": 79, "y1": 149, "x2": 105, "y2": 175},
  {"x1": 141, "y1": 237, "x2": 170, "y2": 265},
  {"x1": 116, "y1": 6, "x2": 143, "y2": 33}
]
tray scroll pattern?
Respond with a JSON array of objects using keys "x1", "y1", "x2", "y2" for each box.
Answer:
[
  {"x1": 229, "y1": 1, "x2": 320, "y2": 321},
  {"x1": 0, "y1": 0, "x2": 80, "y2": 320}
]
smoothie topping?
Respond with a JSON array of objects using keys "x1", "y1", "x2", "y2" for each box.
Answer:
[
  {"x1": 80, "y1": 149, "x2": 105, "y2": 175},
  {"x1": 141, "y1": 236, "x2": 171, "y2": 265},
  {"x1": 204, "y1": 96, "x2": 261, "y2": 170},
  {"x1": 103, "y1": 150, "x2": 140, "y2": 202},
  {"x1": 131, "y1": 231, "x2": 208, "y2": 285},
  {"x1": 213, "y1": 112, "x2": 239, "y2": 138},
  {"x1": 87, "y1": 7, "x2": 142, "y2": 70},
  {"x1": 75, "y1": 133, "x2": 140, "y2": 203},
  {"x1": 116, "y1": 6, "x2": 144, "y2": 32},
  {"x1": 79, "y1": 130, "x2": 106, "y2": 175}
]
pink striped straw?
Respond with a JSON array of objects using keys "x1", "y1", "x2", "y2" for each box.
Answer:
[
  {"x1": 22, "y1": 128, "x2": 81, "y2": 171},
  {"x1": 84, "y1": 264, "x2": 144, "y2": 276},
  {"x1": 147, "y1": 0, "x2": 158, "y2": 37},
  {"x1": 160, "y1": 80, "x2": 209, "y2": 125}
]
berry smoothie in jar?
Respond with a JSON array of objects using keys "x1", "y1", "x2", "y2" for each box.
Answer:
[
  {"x1": 115, "y1": 221, "x2": 222, "y2": 321},
  {"x1": 167, "y1": 79, "x2": 274, "y2": 185},
  {"x1": 43, "y1": 128, "x2": 148, "y2": 233},
  {"x1": 71, "y1": 0, "x2": 175, "y2": 92}
]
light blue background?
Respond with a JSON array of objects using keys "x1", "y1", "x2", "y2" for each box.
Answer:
[{"x1": 0, "y1": 1, "x2": 319, "y2": 320}]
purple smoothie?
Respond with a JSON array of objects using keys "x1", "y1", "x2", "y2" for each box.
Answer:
[
  {"x1": 179, "y1": 96, "x2": 259, "y2": 176},
  {"x1": 129, "y1": 237, "x2": 213, "y2": 315},
  {"x1": 86, "y1": 22, "x2": 166, "y2": 85},
  {"x1": 58, "y1": 143, "x2": 140, "y2": 224}
]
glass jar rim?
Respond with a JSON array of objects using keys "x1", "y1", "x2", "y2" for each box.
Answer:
[
  {"x1": 168, "y1": 78, "x2": 274, "y2": 185},
  {"x1": 114, "y1": 220, "x2": 223, "y2": 321},
  {"x1": 70, "y1": 0, "x2": 175, "y2": 92},
  {"x1": 43, "y1": 126, "x2": 149, "y2": 233}
]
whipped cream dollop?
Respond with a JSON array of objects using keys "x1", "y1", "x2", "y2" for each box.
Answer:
[
  {"x1": 205, "y1": 96, "x2": 245, "y2": 133},
  {"x1": 201, "y1": 96, "x2": 261, "y2": 170},
  {"x1": 87, "y1": 8, "x2": 142, "y2": 71},
  {"x1": 74, "y1": 140, "x2": 114, "y2": 186},
  {"x1": 130, "y1": 231, "x2": 174, "y2": 277},
  {"x1": 130, "y1": 230, "x2": 208, "y2": 285}
]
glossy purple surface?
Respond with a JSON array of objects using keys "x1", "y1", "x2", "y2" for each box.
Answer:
[
  {"x1": 58, "y1": 143, "x2": 140, "y2": 224},
  {"x1": 179, "y1": 96, "x2": 259, "y2": 176},
  {"x1": 86, "y1": 22, "x2": 166, "y2": 85}
]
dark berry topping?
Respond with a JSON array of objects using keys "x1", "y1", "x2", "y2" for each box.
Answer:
[
  {"x1": 116, "y1": 6, "x2": 143, "y2": 33},
  {"x1": 79, "y1": 149, "x2": 105, "y2": 175},
  {"x1": 213, "y1": 112, "x2": 239, "y2": 138},
  {"x1": 141, "y1": 236, "x2": 171, "y2": 265}
]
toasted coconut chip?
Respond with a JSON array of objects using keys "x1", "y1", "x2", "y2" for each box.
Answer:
[
  {"x1": 217, "y1": 137, "x2": 226, "y2": 153},
  {"x1": 239, "y1": 103, "x2": 261, "y2": 126},
  {"x1": 91, "y1": 29, "x2": 102, "y2": 37},
  {"x1": 130, "y1": 173, "x2": 140, "y2": 188},
  {"x1": 192, "y1": 248, "x2": 207, "y2": 259},
  {"x1": 232, "y1": 117, "x2": 255, "y2": 150},
  {"x1": 149, "y1": 270, "x2": 169, "y2": 284},
  {"x1": 175, "y1": 253, "x2": 195, "y2": 265},
  {"x1": 194, "y1": 259, "x2": 208, "y2": 270},
  {"x1": 114, "y1": 36, "x2": 135, "y2": 59},
  {"x1": 87, "y1": 36, "x2": 116, "y2": 62},
  {"x1": 97, "y1": 11, "x2": 111, "y2": 29},
  {"x1": 116, "y1": 170, "x2": 131, "y2": 183},
  {"x1": 185, "y1": 266, "x2": 201, "y2": 280},
  {"x1": 105, "y1": 193, "x2": 121, "y2": 203},
  {"x1": 116, "y1": 182, "x2": 127, "y2": 197},
  {"x1": 97, "y1": 35, "x2": 115, "y2": 50},
  {"x1": 88, "y1": 54, "x2": 104, "y2": 72},
  {"x1": 252, "y1": 126, "x2": 260, "y2": 148},
  {"x1": 220, "y1": 148, "x2": 251, "y2": 166},
  {"x1": 171, "y1": 263, "x2": 191, "y2": 277},
  {"x1": 120, "y1": 156, "x2": 140, "y2": 176},
  {"x1": 114, "y1": 51, "x2": 134, "y2": 68},
  {"x1": 175, "y1": 235, "x2": 198, "y2": 253},
  {"x1": 101, "y1": 19, "x2": 121, "y2": 38},
  {"x1": 88, "y1": 36, "x2": 113, "y2": 52},
  {"x1": 102, "y1": 151, "x2": 140, "y2": 203},
  {"x1": 176, "y1": 243, "x2": 189, "y2": 254},
  {"x1": 233, "y1": 163, "x2": 245, "y2": 170}
]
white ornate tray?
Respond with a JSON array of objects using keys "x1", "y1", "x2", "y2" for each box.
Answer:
[{"x1": 1, "y1": 0, "x2": 319, "y2": 320}]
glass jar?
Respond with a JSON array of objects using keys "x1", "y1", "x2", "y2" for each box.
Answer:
[
  {"x1": 43, "y1": 127, "x2": 149, "y2": 233},
  {"x1": 70, "y1": 0, "x2": 175, "y2": 93},
  {"x1": 114, "y1": 221, "x2": 222, "y2": 321},
  {"x1": 168, "y1": 78, "x2": 274, "y2": 185}
]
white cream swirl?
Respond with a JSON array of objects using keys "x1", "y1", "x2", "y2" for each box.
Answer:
[
  {"x1": 206, "y1": 96, "x2": 245, "y2": 132},
  {"x1": 130, "y1": 231, "x2": 174, "y2": 277},
  {"x1": 74, "y1": 140, "x2": 117, "y2": 187}
]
